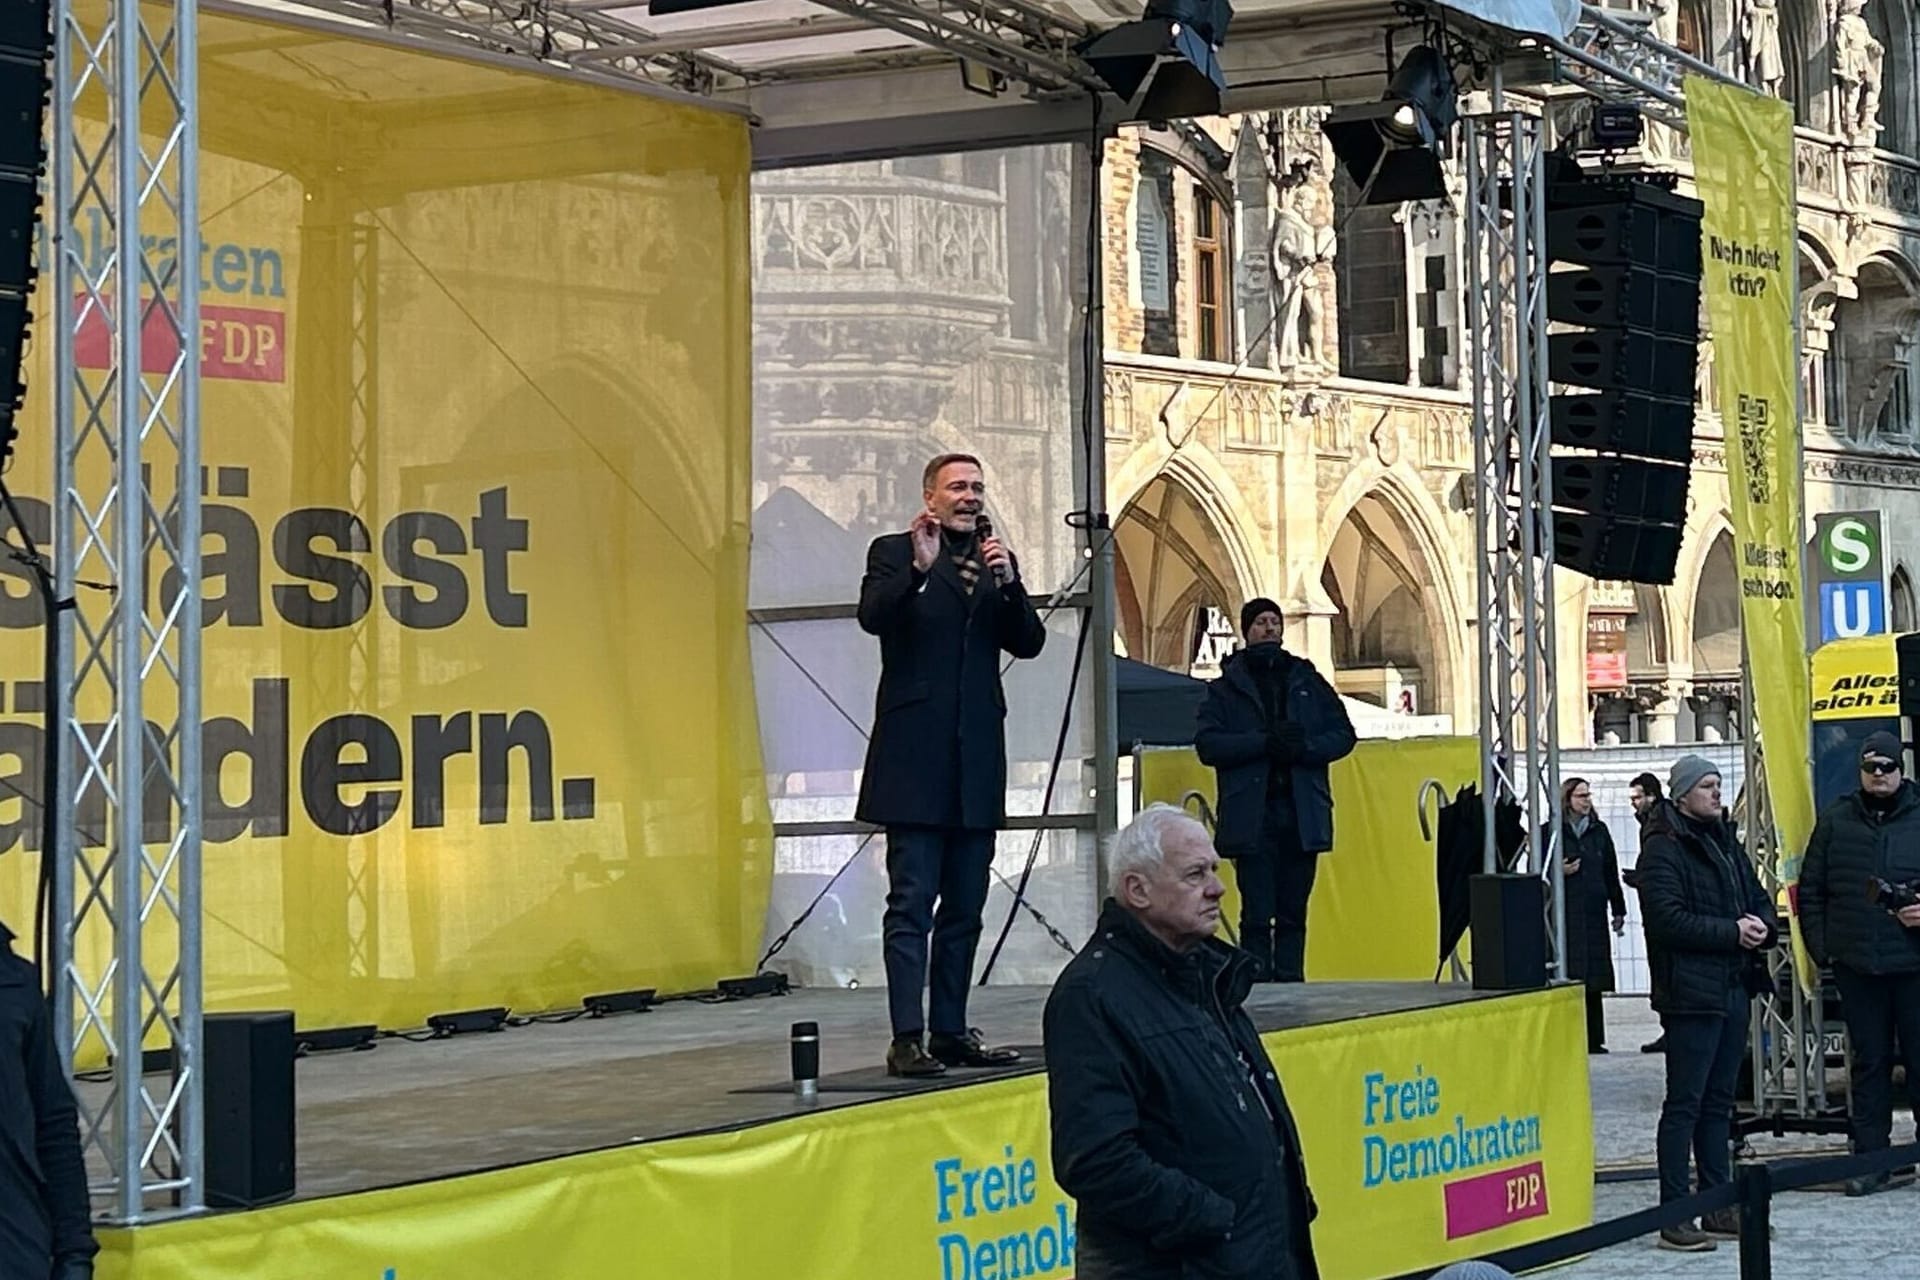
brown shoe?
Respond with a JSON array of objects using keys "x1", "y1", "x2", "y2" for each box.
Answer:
[
  {"x1": 885, "y1": 1037, "x2": 947, "y2": 1078},
  {"x1": 929, "y1": 1028, "x2": 1022, "y2": 1069}
]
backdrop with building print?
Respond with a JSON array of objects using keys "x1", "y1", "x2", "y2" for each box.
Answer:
[
  {"x1": 748, "y1": 147, "x2": 1100, "y2": 988},
  {"x1": 0, "y1": 11, "x2": 771, "y2": 1034}
]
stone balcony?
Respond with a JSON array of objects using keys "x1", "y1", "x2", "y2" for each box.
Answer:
[{"x1": 1103, "y1": 351, "x2": 1474, "y2": 472}]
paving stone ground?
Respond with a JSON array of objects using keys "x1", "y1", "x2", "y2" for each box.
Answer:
[{"x1": 1549, "y1": 996, "x2": 1916, "y2": 1279}]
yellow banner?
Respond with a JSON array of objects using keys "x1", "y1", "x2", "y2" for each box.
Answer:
[
  {"x1": 0, "y1": 13, "x2": 772, "y2": 1030},
  {"x1": 1811, "y1": 636, "x2": 1900, "y2": 722},
  {"x1": 1685, "y1": 76, "x2": 1816, "y2": 986},
  {"x1": 1136, "y1": 737, "x2": 1481, "y2": 980},
  {"x1": 99, "y1": 988, "x2": 1590, "y2": 1280}
]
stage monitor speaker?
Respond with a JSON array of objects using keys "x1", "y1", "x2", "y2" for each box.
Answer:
[
  {"x1": 204, "y1": 1011, "x2": 296, "y2": 1209},
  {"x1": 1470, "y1": 873, "x2": 1547, "y2": 992}
]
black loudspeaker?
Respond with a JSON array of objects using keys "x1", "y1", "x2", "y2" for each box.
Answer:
[
  {"x1": 1469, "y1": 874, "x2": 1547, "y2": 991},
  {"x1": 1899, "y1": 632, "x2": 1920, "y2": 717},
  {"x1": 204, "y1": 1011, "x2": 296, "y2": 1208},
  {"x1": 1543, "y1": 170, "x2": 1704, "y2": 586}
]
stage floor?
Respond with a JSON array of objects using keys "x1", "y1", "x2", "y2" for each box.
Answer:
[{"x1": 123, "y1": 982, "x2": 1518, "y2": 1203}]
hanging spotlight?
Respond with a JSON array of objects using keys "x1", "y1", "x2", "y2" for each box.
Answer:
[
  {"x1": 1078, "y1": 0, "x2": 1234, "y2": 122},
  {"x1": 1321, "y1": 43, "x2": 1460, "y2": 205}
]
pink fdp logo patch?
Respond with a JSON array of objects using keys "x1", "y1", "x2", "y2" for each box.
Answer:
[{"x1": 1443, "y1": 1161, "x2": 1548, "y2": 1239}]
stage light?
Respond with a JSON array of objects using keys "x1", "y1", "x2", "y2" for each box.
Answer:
[
  {"x1": 1321, "y1": 44, "x2": 1459, "y2": 205},
  {"x1": 717, "y1": 971, "x2": 791, "y2": 1001},
  {"x1": 1078, "y1": 0, "x2": 1233, "y2": 122},
  {"x1": 584, "y1": 988, "x2": 656, "y2": 1018},
  {"x1": 427, "y1": 1006, "x2": 509, "y2": 1037},
  {"x1": 645, "y1": 0, "x2": 755, "y2": 14},
  {"x1": 959, "y1": 59, "x2": 1006, "y2": 98},
  {"x1": 1590, "y1": 101, "x2": 1645, "y2": 151},
  {"x1": 294, "y1": 1024, "x2": 377, "y2": 1056}
]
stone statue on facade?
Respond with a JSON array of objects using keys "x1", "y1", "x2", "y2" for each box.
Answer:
[
  {"x1": 1742, "y1": 0, "x2": 1786, "y2": 96},
  {"x1": 1269, "y1": 180, "x2": 1335, "y2": 368},
  {"x1": 1694, "y1": 295, "x2": 1716, "y2": 409},
  {"x1": 1834, "y1": 0, "x2": 1885, "y2": 146}
]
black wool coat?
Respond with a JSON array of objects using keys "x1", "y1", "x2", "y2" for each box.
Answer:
[{"x1": 854, "y1": 531, "x2": 1047, "y2": 831}]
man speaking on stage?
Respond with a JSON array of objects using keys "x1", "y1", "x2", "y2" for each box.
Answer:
[{"x1": 857, "y1": 453, "x2": 1048, "y2": 1078}]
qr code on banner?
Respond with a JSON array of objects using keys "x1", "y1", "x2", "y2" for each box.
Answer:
[{"x1": 1736, "y1": 393, "x2": 1772, "y2": 504}]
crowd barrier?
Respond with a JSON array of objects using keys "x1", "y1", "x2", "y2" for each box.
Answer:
[{"x1": 1387, "y1": 1139, "x2": 1920, "y2": 1280}]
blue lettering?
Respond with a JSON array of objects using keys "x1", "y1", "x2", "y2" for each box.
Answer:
[
  {"x1": 940, "y1": 1233, "x2": 973, "y2": 1280},
  {"x1": 1364, "y1": 1071, "x2": 1386, "y2": 1125},
  {"x1": 1055, "y1": 1201, "x2": 1077, "y2": 1268},
  {"x1": 975, "y1": 1239, "x2": 999, "y2": 1280},
  {"x1": 213, "y1": 243, "x2": 248, "y2": 294},
  {"x1": 936, "y1": 1157, "x2": 964, "y2": 1223},
  {"x1": 1364, "y1": 1134, "x2": 1387, "y2": 1187},
  {"x1": 983, "y1": 1162, "x2": 1007, "y2": 1212},
  {"x1": 1034, "y1": 1225, "x2": 1059, "y2": 1272},
  {"x1": 1017, "y1": 1158, "x2": 1037, "y2": 1206}
]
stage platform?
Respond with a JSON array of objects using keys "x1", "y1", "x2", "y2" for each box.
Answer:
[
  {"x1": 99, "y1": 981, "x2": 1594, "y2": 1280},
  {"x1": 249, "y1": 981, "x2": 1516, "y2": 1200}
]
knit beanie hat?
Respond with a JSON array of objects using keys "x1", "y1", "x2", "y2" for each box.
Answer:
[
  {"x1": 1860, "y1": 730, "x2": 1904, "y2": 765},
  {"x1": 1239, "y1": 597, "x2": 1283, "y2": 637},
  {"x1": 1431, "y1": 1265, "x2": 1518, "y2": 1280},
  {"x1": 1668, "y1": 754, "x2": 1720, "y2": 803}
]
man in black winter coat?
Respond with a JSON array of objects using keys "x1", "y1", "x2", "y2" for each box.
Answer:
[
  {"x1": 1800, "y1": 730, "x2": 1920, "y2": 1196},
  {"x1": 0, "y1": 921, "x2": 97, "y2": 1280},
  {"x1": 857, "y1": 453, "x2": 1048, "y2": 1078},
  {"x1": 1044, "y1": 804, "x2": 1319, "y2": 1280},
  {"x1": 1194, "y1": 599, "x2": 1355, "y2": 981},
  {"x1": 1637, "y1": 756, "x2": 1777, "y2": 1252}
]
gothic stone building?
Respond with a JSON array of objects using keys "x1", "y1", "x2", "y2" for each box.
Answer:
[{"x1": 1106, "y1": 0, "x2": 1920, "y2": 745}]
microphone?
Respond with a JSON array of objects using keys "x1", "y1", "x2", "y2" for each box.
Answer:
[
  {"x1": 790, "y1": 1020, "x2": 819, "y2": 1104},
  {"x1": 975, "y1": 514, "x2": 1012, "y2": 586}
]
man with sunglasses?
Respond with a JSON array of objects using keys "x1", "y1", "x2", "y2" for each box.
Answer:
[{"x1": 1800, "y1": 730, "x2": 1920, "y2": 1196}]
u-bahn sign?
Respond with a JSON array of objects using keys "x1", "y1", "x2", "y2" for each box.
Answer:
[{"x1": 1811, "y1": 511, "x2": 1886, "y2": 644}]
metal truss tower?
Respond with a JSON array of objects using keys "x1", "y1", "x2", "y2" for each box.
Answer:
[
  {"x1": 50, "y1": 0, "x2": 204, "y2": 1221},
  {"x1": 1464, "y1": 100, "x2": 1567, "y2": 977}
]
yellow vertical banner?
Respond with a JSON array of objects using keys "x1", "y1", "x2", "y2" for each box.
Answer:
[
  {"x1": 1684, "y1": 76, "x2": 1816, "y2": 986},
  {"x1": 0, "y1": 12, "x2": 774, "y2": 1032}
]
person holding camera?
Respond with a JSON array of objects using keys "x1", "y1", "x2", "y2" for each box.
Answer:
[
  {"x1": 1799, "y1": 730, "x2": 1920, "y2": 1196},
  {"x1": 1637, "y1": 756, "x2": 1777, "y2": 1251}
]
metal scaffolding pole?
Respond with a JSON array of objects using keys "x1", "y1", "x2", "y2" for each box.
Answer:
[
  {"x1": 1464, "y1": 99, "x2": 1567, "y2": 979},
  {"x1": 51, "y1": 0, "x2": 203, "y2": 1222}
]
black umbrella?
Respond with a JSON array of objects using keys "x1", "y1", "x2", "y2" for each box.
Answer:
[{"x1": 1430, "y1": 782, "x2": 1525, "y2": 973}]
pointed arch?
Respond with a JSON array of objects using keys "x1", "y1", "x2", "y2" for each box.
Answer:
[{"x1": 1313, "y1": 465, "x2": 1470, "y2": 717}]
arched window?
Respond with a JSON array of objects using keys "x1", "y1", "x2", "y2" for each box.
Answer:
[
  {"x1": 1676, "y1": 0, "x2": 1711, "y2": 61},
  {"x1": 1893, "y1": 565, "x2": 1917, "y2": 632},
  {"x1": 1131, "y1": 143, "x2": 1234, "y2": 362},
  {"x1": 1334, "y1": 168, "x2": 1409, "y2": 382},
  {"x1": 1192, "y1": 179, "x2": 1230, "y2": 362},
  {"x1": 1867, "y1": 0, "x2": 1916, "y2": 155},
  {"x1": 1779, "y1": 0, "x2": 1815, "y2": 126}
]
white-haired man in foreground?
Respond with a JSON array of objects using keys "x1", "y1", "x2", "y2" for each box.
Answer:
[{"x1": 1043, "y1": 803, "x2": 1320, "y2": 1280}]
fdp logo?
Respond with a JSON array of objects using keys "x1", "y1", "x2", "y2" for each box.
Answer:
[{"x1": 1813, "y1": 512, "x2": 1886, "y2": 643}]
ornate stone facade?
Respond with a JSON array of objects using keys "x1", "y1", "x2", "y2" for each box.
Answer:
[{"x1": 1101, "y1": 6, "x2": 1920, "y2": 741}]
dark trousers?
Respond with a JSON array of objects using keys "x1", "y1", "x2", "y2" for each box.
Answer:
[
  {"x1": 1656, "y1": 987, "x2": 1750, "y2": 1203},
  {"x1": 1237, "y1": 812, "x2": 1318, "y2": 982},
  {"x1": 882, "y1": 826, "x2": 995, "y2": 1039},
  {"x1": 1833, "y1": 964, "x2": 1920, "y2": 1153},
  {"x1": 1585, "y1": 988, "x2": 1607, "y2": 1052}
]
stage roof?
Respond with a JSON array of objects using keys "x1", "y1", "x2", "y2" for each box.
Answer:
[{"x1": 219, "y1": 0, "x2": 1603, "y2": 165}]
